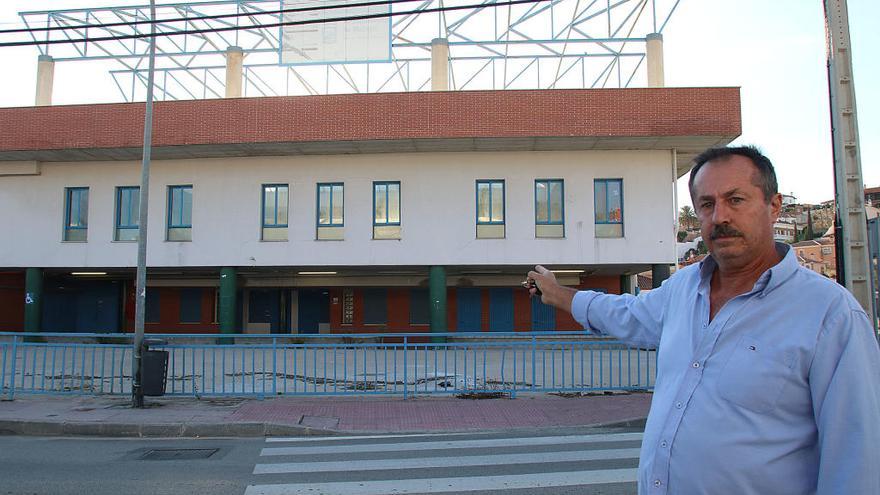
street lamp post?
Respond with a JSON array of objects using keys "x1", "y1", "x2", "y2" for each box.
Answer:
[{"x1": 132, "y1": 0, "x2": 157, "y2": 408}]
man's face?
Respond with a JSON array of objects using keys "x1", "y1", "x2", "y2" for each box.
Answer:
[{"x1": 691, "y1": 155, "x2": 782, "y2": 269}]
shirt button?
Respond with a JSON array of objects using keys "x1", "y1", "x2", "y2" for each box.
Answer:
[
  {"x1": 660, "y1": 440, "x2": 668, "y2": 448},
  {"x1": 675, "y1": 402, "x2": 683, "y2": 409},
  {"x1": 654, "y1": 479, "x2": 663, "y2": 487},
  {"x1": 692, "y1": 362, "x2": 701, "y2": 368}
]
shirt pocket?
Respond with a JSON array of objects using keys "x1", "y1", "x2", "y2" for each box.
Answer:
[{"x1": 717, "y1": 336, "x2": 796, "y2": 413}]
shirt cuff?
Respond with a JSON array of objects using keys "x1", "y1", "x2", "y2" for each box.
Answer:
[{"x1": 571, "y1": 290, "x2": 600, "y2": 331}]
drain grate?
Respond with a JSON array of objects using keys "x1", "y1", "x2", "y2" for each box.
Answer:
[{"x1": 140, "y1": 448, "x2": 218, "y2": 460}]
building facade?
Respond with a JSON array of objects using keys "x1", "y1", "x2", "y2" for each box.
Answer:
[
  {"x1": 0, "y1": 88, "x2": 741, "y2": 334},
  {"x1": 792, "y1": 238, "x2": 837, "y2": 278}
]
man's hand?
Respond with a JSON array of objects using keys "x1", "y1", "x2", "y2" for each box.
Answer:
[{"x1": 526, "y1": 265, "x2": 577, "y2": 314}]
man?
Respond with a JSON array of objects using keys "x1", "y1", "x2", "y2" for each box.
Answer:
[{"x1": 528, "y1": 146, "x2": 880, "y2": 494}]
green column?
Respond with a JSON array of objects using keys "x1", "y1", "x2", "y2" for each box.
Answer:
[
  {"x1": 24, "y1": 268, "x2": 42, "y2": 333},
  {"x1": 429, "y1": 266, "x2": 447, "y2": 343},
  {"x1": 219, "y1": 267, "x2": 237, "y2": 335},
  {"x1": 620, "y1": 274, "x2": 633, "y2": 295},
  {"x1": 651, "y1": 264, "x2": 671, "y2": 289}
]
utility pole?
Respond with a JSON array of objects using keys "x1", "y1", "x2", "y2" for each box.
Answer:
[
  {"x1": 132, "y1": 0, "x2": 157, "y2": 408},
  {"x1": 824, "y1": 0, "x2": 876, "y2": 331}
]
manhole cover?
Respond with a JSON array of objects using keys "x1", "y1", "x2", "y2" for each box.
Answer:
[{"x1": 141, "y1": 448, "x2": 218, "y2": 460}]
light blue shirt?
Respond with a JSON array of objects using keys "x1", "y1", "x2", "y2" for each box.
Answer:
[{"x1": 571, "y1": 244, "x2": 880, "y2": 495}]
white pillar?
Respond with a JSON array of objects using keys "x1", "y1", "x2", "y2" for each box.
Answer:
[
  {"x1": 646, "y1": 33, "x2": 664, "y2": 88},
  {"x1": 225, "y1": 46, "x2": 244, "y2": 98},
  {"x1": 431, "y1": 38, "x2": 449, "y2": 91},
  {"x1": 35, "y1": 55, "x2": 55, "y2": 106}
]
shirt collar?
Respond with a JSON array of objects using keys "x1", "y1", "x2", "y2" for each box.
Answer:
[{"x1": 698, "y1": 242, "x2": 797, "y2": 297}]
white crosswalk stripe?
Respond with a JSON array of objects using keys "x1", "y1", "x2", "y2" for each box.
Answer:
[
  {"x1": 246, "y1": 430, "x2": 642, "y2": 495},
  {"x1": 254, "y1": 447, "x2": 642, "y2": 474},
  {"x1": 260, "y1": 432, "x2": 643, "y2": 456}
]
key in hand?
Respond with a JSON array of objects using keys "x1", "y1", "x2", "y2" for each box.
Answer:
[{"x1": 521, "y1": 278, "x2": 542, "y2": 296}]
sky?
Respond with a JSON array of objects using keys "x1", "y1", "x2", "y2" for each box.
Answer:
[{"x1": 0, "y1": 0, "x2": 876, "y2": 207}]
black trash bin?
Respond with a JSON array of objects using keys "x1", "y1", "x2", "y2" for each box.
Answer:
[{"x1": 141, "y1": 339, "x2": 169, "y2": 397}]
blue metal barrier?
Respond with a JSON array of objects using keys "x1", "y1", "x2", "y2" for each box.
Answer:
[{"x1": 0, "y1": 332, "x2": 655, "y2": 399}]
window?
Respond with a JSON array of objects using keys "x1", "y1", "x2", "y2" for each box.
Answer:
[
  {"x1": 342, "y1": 289, "x2": 354, "y2": 325},
  {"x1": 363, "y1": 289, "x2": 387, "y2": 325},
  {"x1": 262, "y1": 184, "x2": 289, "y2": 241},
  {"x1": 212, "y1": 289, "x2": 219, "y2": 324},
  {"x1": 410, "y1": 289, "x2": 429, "y2": 325},
  {"x1": 535, "y1": 179, "x2": 564, "y2": 238},
  {"x1": 317, "y1": 183, "x2": 344, "y2": 240},
  {"x1": 145, "y1": 288, "x2": 160, "y2": 324},
  {"x1": 476, "y1": 179, "x2": 505, "y2": 239},
  {"x1": 594, "y1": 179, "x2": 623, "y2": 238},
  {"x1": 373, "y1": 181, "x2": 401, "y2": 239},
  {"x1": 115, "y1": 186, "x2": 140, "y2": 242},
  {"x1": 167, "y1": 185, "x2": 193, "y2": 241},
  {"x1": 63, "y1": 187, "x2": 89, "y2": 242},
  {"x1": 179, "y1": 288, "x2": 202, "y2": 323}
]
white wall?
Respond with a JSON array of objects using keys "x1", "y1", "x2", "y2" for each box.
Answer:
[{"x1": 0, "y1": 150, "x2": 676, "y2": 267}]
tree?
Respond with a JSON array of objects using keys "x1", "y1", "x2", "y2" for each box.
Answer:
[
  {"x1": 679, "y1": 205, "x2": 699, "y2": 231},
  {"x1": 805, "y1": 205, "x2": 815, "y2": 240},
  {"x1": 697, "y1": 239, "x2": 708, "y2": 254}
]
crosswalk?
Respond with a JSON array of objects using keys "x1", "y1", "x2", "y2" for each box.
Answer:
[{"x1": 245, "y1": 430, "x2": 642, "y2": 495}]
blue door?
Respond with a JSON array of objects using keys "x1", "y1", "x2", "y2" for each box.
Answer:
[
  {"x1": 488, "y1": 288, "x2": 513, "y2": 332},
  {"x1": 456, "y1": 288, "x2": 481, "y2": 332},
  {"x1": 249, "y1": 289, "x2": 280, "y2": 332},
  {"x1": 531, "y1": 296, "x2": 556, "y2": 331},
  {"x1": 298, "y1": 289, "x2": 329, "y2": 334},
  {"x1": 42, "y1": 281, "x2": 120, "y2": 333}
]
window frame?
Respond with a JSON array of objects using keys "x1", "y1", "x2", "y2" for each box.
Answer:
[
  {"x1": 373, "y1": 181, "x2": 401, "y2": 227},
  {"x1": 594, "y1": 178, "x2": 624, "y2": 234},
  {"x1": 63, "y1": 187, "x2": 89, "y2": 242},
  {"x1": 534, "y1": 179, "x2": 564, "y2": 226},
  {"x1": 115, "y1": 186, "x2": 140, "y2": 242},
  {"x1": 316, "y1": 182, "x2": 345, "y2": 228},
  {"x1": 167, "y1": 185, "x2": 194, "y2": 229},
  {"x1": 475, "y1": 179, "x2": 506, "y2": 225},
  {"x1": 261, "y1": 183, "x2": 289, "y2": 229}
]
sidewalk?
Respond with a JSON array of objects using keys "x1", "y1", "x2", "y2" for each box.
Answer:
[{"x1": 0, "y1": 392, "x2": 651, "y2": 438}]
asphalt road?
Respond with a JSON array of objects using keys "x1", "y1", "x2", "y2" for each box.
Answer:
[{"x1": 0, "y1": 427, "x2": 643, "y2": 495}]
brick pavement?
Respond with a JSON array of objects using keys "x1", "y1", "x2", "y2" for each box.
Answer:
[{"x1": 0, "y1": 392, "x2": 651, "y2": 437}]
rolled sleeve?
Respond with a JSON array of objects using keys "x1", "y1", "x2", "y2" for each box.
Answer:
[
  {"x1": 571, "y1": 290, "x2": 600, "y2": 331},
  {"x1": 570, "y1": 285, "x2": 669, "y2": 349}
]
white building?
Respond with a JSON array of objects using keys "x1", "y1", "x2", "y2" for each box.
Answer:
[
  {"x1": 773, "y1": 219, "x2": 798, "y2": 243},
  {"x1": 0, "y1": 88, "x2": 741, "y2": 334}
]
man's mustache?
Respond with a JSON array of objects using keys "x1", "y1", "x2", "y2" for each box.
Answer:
[{"x1": 709, "y1": 224, "x2": 743, "y2": 240}]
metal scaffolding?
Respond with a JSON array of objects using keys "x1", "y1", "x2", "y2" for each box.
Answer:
[{"x1": 17, "y1": 0, "x2": 681, "y2": 101}]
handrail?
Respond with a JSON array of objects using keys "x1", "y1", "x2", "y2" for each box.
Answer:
[{"x1": 0, "y1": 331, "x2": 595, "y2": 338}]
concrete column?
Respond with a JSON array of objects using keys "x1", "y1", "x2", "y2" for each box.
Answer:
[
  {"x1": 24, "y1": 268, "x2": 43, "y2": 332},
  {"x1": 646, "y1": 33, "x2": 664, "y2": 88},
  {"x1": 219, "y1": 267, "x2": 237, "y2": 334},
  {"x1": 429, "y1": 266, "x2": 447, "y2": 342},
  {"x1": 35, "y1": 55, "x2": 55, "y2": 106},
  {"x1": 431, "y1": 38, "x2": 449, "y2": 91},
  {"x1": 225, "y1": 46, "x2": 244, "y2": 98},
  {"x1": 620, "y1": 274, "x2": 633, "y2": 295},
  {"x1": 651, "y1": 264, "x2": 670, "y2": 289}
]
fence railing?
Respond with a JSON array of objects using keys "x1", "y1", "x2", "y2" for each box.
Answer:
[{"x1": 0, "y1": 332, "x2": 656, "y2": 400}]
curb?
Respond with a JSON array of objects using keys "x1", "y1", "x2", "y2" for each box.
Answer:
[
  {"x1": 0, "y1": 420, "x2": 319, "y2": 438},
  {"x1": 0, "y1": 417, "x2": 648, "y2": 438}
]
